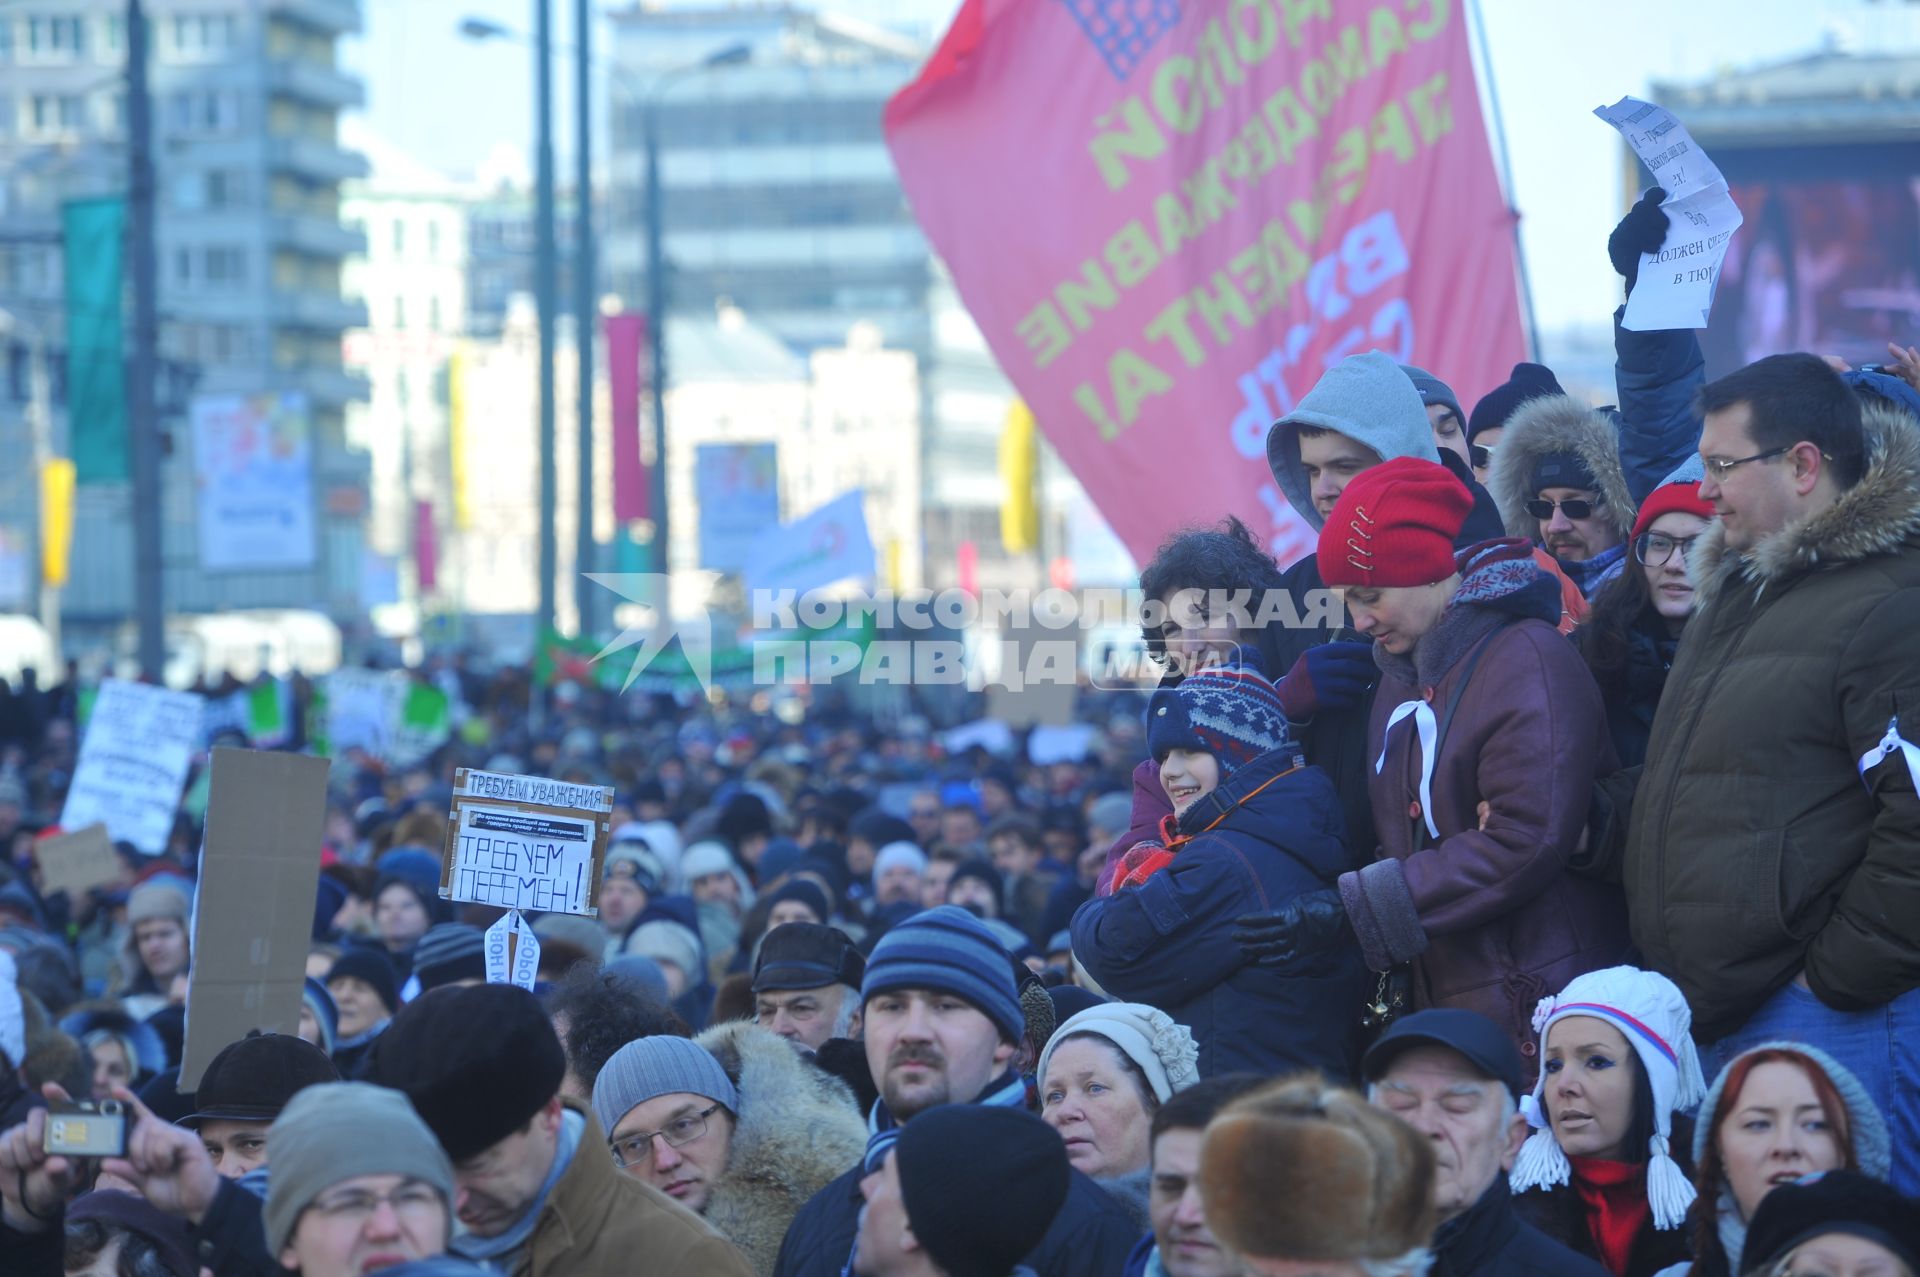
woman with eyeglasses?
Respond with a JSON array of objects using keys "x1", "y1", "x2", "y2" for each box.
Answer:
[{"x1": 1576, "y1": 469, "x2": 1716, "y2": 767}]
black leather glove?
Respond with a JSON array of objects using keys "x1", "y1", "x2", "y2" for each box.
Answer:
[
  {"x1": 1608, "y1": 187, "x2": 1669, "y2": 297},
  {"x1": 1233, "y1": 888, "x2": 1349, "y2": 971}
]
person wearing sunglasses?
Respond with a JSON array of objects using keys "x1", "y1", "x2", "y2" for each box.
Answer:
[
  {"x1": 1575, "y1": 464, "x2": 1716, "y2": 768},
  {"x1": 1490, "y1": 394, "x2": 1637, "y2": 597},
  {"x1": 1585, "y1": 352, "x2": 1920, "y2": 1197}
]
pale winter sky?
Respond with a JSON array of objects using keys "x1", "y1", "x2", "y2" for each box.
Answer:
[{"x1": 343, "y1": 0, "x2": 1920, "y2": 335}]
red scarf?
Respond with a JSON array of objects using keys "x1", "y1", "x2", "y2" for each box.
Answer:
[{"x1": 1569, "y1": 1155, "x2": 1649, "y2": 1277}]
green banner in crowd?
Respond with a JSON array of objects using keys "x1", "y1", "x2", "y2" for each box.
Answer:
[{"x1": 62, "y1": 197, "x2": 128, "y2": 483}]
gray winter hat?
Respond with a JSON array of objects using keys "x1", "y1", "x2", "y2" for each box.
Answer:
[
  {"x1": 1692, "y1": 1041, "x2": 1891, "y2": 1180},
  {"x1": 1401, "y1": 364, "x2": 1464, "y2": 427},
  {"x1": 591, "y1": 1035, "x2": 738, "y2": 1135},
  {"x1": 264, "y1": 1082, "x2": 455, "y2": 1255},
  {"x1": 1267, "y1": 350, "x2": 1439, "y2": 532}
]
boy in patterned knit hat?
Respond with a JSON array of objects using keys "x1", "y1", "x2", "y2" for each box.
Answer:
[
  {"x1": 1073, "y1": 646, "x2": 1363, "y2": 1077},
  {"x1": 1113, "y1": 645, "x2": 1294, "y2": 888}
]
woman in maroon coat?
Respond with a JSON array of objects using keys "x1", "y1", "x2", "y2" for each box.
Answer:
[{"x1": 1234, "y1": 458, "x2": 1631, "y2": 1066}]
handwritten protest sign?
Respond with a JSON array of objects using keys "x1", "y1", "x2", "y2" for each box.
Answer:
[
  {"x1": 885, "y1": 1, "x2": 1526, "y2": 566},
  {"x1": 1594, "y1": 95, "x2": 1744, "y2": 331},
  {"x1": 441, "y1": 768, "x2": 612, "y2": 917},
  {"x1": 485, "y1": 910, "x2": 541, "y2": 991},
  {"x1": 35, "y1": 824, "x2": 120, "y2": 899},
  {"x1": 61, "y1": 679, "x2": 202, "y2": 853}
]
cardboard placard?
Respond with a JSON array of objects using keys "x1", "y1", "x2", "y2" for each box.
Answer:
[
  {"x1": 178, "y1": 748, "x2": 330, "y2": 1091},
  {"x1": 35, "y1": 824, "x2": 120, "y2": 899},
  {"x1": 440, "y1": 768, "x2": 613, "y2": 917},
  {"x1": 61, "y1": 679, "x2": 203, "y2": 853}
]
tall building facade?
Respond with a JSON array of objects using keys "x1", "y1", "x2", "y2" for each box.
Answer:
[{"x1": 0, "y1": 0, "x2": 371, "y2": 647}]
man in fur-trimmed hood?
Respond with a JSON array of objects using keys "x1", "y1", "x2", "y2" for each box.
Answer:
[
  {"x1": 593, "y1": 1022, "x2": 867, "y2": 1276},
  {"x1": 1488, "y1": 394, "x2": 1638, "y2": 597},
  {"x1": 1588, "y1": 353, "x2": 1920, "y2": 1192}
]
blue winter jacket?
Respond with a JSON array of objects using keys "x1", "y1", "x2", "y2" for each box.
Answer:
[
  {"x1": 1071, "y1": 746, "x2": 1366, "y2": 1080},
  {"x1": 1611, "y1": 305, "x2": 1705, "y2": 503}
]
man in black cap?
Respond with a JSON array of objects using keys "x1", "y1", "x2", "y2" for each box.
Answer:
[
  {"x1": 853, "y1": 1105, "x2": 1069, "y2": 1277},
  {"x1": 183, "y1": 1031, "x2": 338, "y2": 1179},
  {"x1": 364, "y1": 982, "x2": 753, "y2": 1277},
  {"x1": 1362, "y1": 1009, "x2": 1607, "y2": 1277},
  {"x1": 752, "y1": 923, "x2": 865, "y2": 1052},
  {"x1": 326, "y1": 949, "x2": 399, "y2": 1077}
]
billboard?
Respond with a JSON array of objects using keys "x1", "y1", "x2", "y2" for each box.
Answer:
[
  {"x1": 192, "y1": 392, "x2": 317, "y2": 572},
  {"x1": 695, "y1": 442, "x2": 780, "y2": 573},
  {"x1": 1697, "y1": 143, "x2": 1920, "y2": 376}
]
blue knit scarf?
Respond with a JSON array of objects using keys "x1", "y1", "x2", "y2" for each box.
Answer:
[
  {"x1": 451, "y1": 1108, "x2": 584, "y2": 1272},
  {"x1": 846, "y1": 1071, "x2": 1029, "y2": 1276}
]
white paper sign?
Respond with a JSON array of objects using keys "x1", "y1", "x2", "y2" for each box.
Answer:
[
  {"x1": 326, "y1": 669, "x2": 393, "y2": 757},
  {"x1": 485, "y1": 910, "x2": 541, "y2": 990},
  {"x1": 743, "y1": 489, "x2": 877, "y2": 600},
  {"x1": 62, "y1": 680, "x2": 203, "y2": 853},
  {"x1": 449, "y1": 802, "x2": 598, "y2": 914},
  {"x1": 1595, "y1": 95, "x2": 1745, "y2": 332},
  {"x1": 457, "y1": 770, "x2": 614, "y2": 813}
]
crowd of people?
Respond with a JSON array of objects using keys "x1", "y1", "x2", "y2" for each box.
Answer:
[{"x1": 0, "y1": 195, "x2": 1915, "y2": 1276}]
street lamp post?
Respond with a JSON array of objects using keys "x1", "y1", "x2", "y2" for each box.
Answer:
[
  {"x1": 127, "y1": 0, "x2": 163, "y2": 682},
  {"x1": 573, "y1": 0, "x2": 596, "y2": 640},
  {"x1": 534, "y1": 0, "x2": 559, "y2": 695}
]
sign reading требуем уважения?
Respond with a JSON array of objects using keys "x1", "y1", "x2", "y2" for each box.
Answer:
[{"x1": 440, "y1": 768, "x2": 614, "y2": 918}]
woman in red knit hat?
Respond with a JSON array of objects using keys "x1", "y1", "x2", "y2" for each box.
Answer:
[
  {"x1": 1575, "y1": 462, "x2": 1717, "y2": 767},
  {"x1": 1234, "y1": 457, "x2": 1631, "y2": 1067}
]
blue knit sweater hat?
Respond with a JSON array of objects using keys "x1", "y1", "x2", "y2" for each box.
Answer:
[
  {"x1": 1146, "y1": 644, "x2": 1291, "y2": 781},
  {"x1": 1692, "y1": 1041, "x2": 1892, "y2": 1181}
]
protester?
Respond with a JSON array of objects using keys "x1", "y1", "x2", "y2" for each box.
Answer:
[
  {"x1": 1124, "y1": 1076, "x2": 1266, "y2": 1277},
  {"x1": 1491, "y1": 395, "x2": 1637, "y2": 596},
  {"x1": 762, "y1": 880, "x2": 832, "y2": 931},
  {"x1": 371, "y1": 876, "x2": 438, "y2": 980},
  {"x1": 1404, "y1": 364, "x2": 1470, "y2": 465},
  {"x1": 750, "y1": 922, "x2": 865, "y2": 1051},
  {"x1": 326, "y1": 949, "x2": 399, "y2": 1077},
  {"x1": 943, "y1": 858, "x2": 1005, "y2": 921},
  {"x1": 545, "y1": 962, "x2": 689, "y2": 1103},
  {"x1": 851, "y1": 1104, "x2": 1070, "y2": 1277},
  {"x1": 1585, "y1": 354, "x2": 1920, "y2": 1192},
  {"x1": 592, "y1": 1024, "x2": 865, "y2": 1275},
  {"x1": 1198, "y1": 1074, "x2": 1436, "y2": 1277},
  {"x1": 1738, "y1": 1171, "x2": 1920, "y2": 1277},
  {"x1": 1467, "y1": 362, "x2": 1566, "y2": 488},
  {"x1": 869, "y1": 843, "x2": 926, "y2": 910},
  {"x1": 1036, "y1": 1003, "x2": 1200, "y2": 1230},
  {"x1": 299, "y1": 977, "x2": 339, "y2": 1057},
  {"x1": 62, "y1": 1191, "x2": 199, "y2": 1277},
  {"x1": 58, "y1": 1005, "x2": 165, "y2": 1101},
  {"x1": 1510, "y1": 968, "x2": 1707, "y2": 1276},
  {"x1": 598, "y1": 840, "x2": 664, "y2": 952},
  {"x1": 182, "y1": 1031, "x2": 340, "y2": 1179},
  {"x1": 117, "y1": 883, "x2": 191, "y2": 1020},
  {"x1": 772, "y1": 906, "x2": 1137, "y2": 1277},
  {"x1": 1071, "y1": 648, "x2": 1365, "y2": 1077},
  {"x1": 1663, "y1": 1043, "x2": 1893, "y2": 1277},
  {"x1": 1576, "y1": 462, "x2": 1716, "y2": 767},
  {"x1": 411, "y1": 924, "x2": 487, "y2": 992},
  {"x1": 1361, "y1": 1008, "x2": 1611, "y2": 1276},
  {"x1": 627, "y1": 919, "x2": 705, "y2": 1001},
  {"x1": 364, "y1": 982, "x2": 754, "y2": 1275},
  {"x1": 984, "y1": 815, "x2": 1057, "y2": 945},
  {"x1": 1236, "y1": 459, "x2": 1630, "y2": 1061}
]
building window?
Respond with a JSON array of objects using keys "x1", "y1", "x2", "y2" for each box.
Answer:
[
  {"x1": 174, "y1": 247, "x2": 195, "y2": 287},
  {"x1": 171, "y1": 13, "x2": 237, "y2": 59},
  {"x1": 427, "y1": 220, "x2": 440, "y2": 259},
  {"x1": 27, "y1": 94, "x2": 86, "y2": 136},
  {"x1": 98, "y1": 14, "x2": 125, "y2": 56},
  {"x1": 206, "y1": 246, "x2": 246, "y2": 287},
  {"x1": 392, "y1": 218, "x2": 405, "y2": 255},
  {"x1": 25, "y1": 16, "x2": 85, "y2": 60},
  {"x1": 428, "y1": 296, "x2": 441, "y2": 331}
]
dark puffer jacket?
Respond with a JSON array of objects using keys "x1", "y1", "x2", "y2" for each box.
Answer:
[
  {"x1": 1431, "y1": 1177, "x2": 1612, "y2": 1277},
  {"x1": 1073, "y1": 745, "x2": 1366, "y2": 1079},
  {"x1": 1339, "y1": 541, "x2": 1632, "y2": 1064},
  {"x1": 1595, "y1": 401, "x2": 1920, "y2": 1039}
]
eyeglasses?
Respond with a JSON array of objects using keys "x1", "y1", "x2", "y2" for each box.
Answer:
[
  {"x1": 1525, "y1": 497, "x2": 1597, "y2": 521},
  {"x1": 1634, "y1": 532, "x2": 1701, "y2": 566},
  {"x1": 1702, "y1": 443, "x2": 1793, "y2": 479},
  {"x1": 609, "y1": 1104, "x2": 721, "y2": 1169},
  {"x1": 1469, "y1": 444, "x2": 1496, "y2": 469},
  {"x1": 309, "y1": 1181, "x2": 443, "y2": 1225}
]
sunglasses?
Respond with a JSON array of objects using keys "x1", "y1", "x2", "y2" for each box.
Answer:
[
  {"x1": 1470, "y1": 444, "x2": 1495, "y2": 469},
  {"x1": 1525, "y1": 498, "x2": 1597, "y2": 520}
]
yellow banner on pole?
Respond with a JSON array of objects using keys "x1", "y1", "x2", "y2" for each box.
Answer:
[
  {"x1": 40, "y1": 458, "x2": 74, "y2": 587},
  {"x1": 448, "y1": 347, "x2": 471, "y2": 531}
]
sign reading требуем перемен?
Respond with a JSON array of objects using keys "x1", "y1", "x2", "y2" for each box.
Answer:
[{"x1": 440, "y1": 768, "x2": 614, "y2": 918}]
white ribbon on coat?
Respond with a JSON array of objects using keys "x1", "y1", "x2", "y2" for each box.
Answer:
[
  {"x1": 1858, "y1": 715, "x2": 1920, "y2": 793},
  {"x1": 1375, "y1": 699, "x2": 1440, "y2": 841}
]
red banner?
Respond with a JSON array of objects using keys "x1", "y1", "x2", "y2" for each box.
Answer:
[
  {"x1": 886, "y1": 0, "x2": 1526, "y2": 566},
  {"x1": 413, "y1": 498, "x2": 438, "y2": 593},
  {"x1": 606, "y1": 312, "x2": 649, "y2": 522}
]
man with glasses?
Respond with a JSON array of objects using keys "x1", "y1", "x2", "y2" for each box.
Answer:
[
  {"x1": 591, "y1": 1025, "x2": 866, "y2": 1273},
  {"x1": 365, "y1": 982, "x2": 753, "y2": 1276},
  {"x1": 1588, "y1": 351, "x2": 1920, "y2": 1195}
]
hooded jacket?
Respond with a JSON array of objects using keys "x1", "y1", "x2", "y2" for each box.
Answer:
[
  {"x1": 691, "y1": 1021, "x2": 869, "y2": 1277},
  {"x1": 1073, "y1": 745, "x2": 1365, "y2": 1079},
  {"x1": 1338, "y1": 541, "x2": 1632, "y2": 1060},
  {"x1": 1491, "y1": 395, "x2": 1639, "y2": 597},
  {"x1": 1611, "y1": 400, "x2": 1920, "y2": 1039}
]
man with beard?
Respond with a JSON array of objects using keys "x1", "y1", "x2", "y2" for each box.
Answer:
[{"x1": 772, "y1": 907, "x2": 1135, "y2": 1277}]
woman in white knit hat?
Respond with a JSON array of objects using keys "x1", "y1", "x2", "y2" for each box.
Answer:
[
  {"x1": 1037, "y1": 1002, "x2": 1200, "y2": 1233},
  {"x1": 1509, "y1": 966, "x2": 1707, "y2": 1277}
]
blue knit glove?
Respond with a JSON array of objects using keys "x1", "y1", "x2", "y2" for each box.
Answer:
[{"x1": 1275, "y1": 641, "x2": 1375, "y2": 722}]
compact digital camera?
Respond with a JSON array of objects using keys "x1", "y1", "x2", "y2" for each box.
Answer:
[{"x1": 43, "y1": 1100, "x2": 128, "y2": 1158}]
